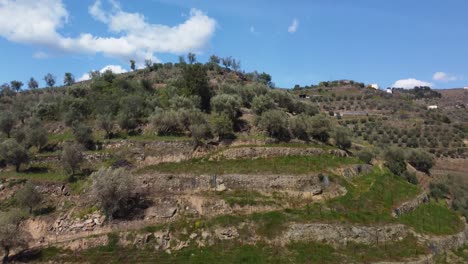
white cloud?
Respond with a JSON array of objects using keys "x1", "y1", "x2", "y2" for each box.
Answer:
[
  {"x1": 432, "y1": 72, "x2": 458, "y2": 82},
  {"x1": 78, "y1": 64, "x2": 127, "y2": 81},
  {"x1": 392, "y1": 78, "x2": 433, "y2": 89},
  {"x1": 0, "y1": 0, "x2": 217, "y2": 62},
  {"x1": 33, "y1": 51, "x2": 49, "y2": 59},
  {"x1": 288, "y1": 18, "x2": 299, "y2": 33}
]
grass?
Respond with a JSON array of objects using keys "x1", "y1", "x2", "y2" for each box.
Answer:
[
  {"x1": 106, "y1": 133, "x2": 191, "y2": 142},
  {"x1": 34, "y1": 234, "x2": 427, "y2": 264},
  {"x1": 138, "y1": 155, "x2": 360, "y2": 175},
  {"x1": 399, "y1": 202, "x2": 464, "y2": 235},
  {"x1": 210, "y1": 190, "x2": 278, "y2": 208},
  {"x1": 0, "y1": 167, "x2": 67, "y2": 182}
]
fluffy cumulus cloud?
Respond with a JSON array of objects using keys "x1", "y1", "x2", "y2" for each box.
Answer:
[
  {"x1": 78, "y1": 64, "x2": 127, "y2": 81},
  {"x1": 288, "y1": 18, "x2": 299, "y2": 33},
  {"x1": 432, "y1": 72, "x2": 458, "y2": 82},
  {"x1": 0, "y1": 0, "x2": 217, "y2": 62},
  {"x1": 392, "y1": 78, "x2": 433, "y2": 89}
]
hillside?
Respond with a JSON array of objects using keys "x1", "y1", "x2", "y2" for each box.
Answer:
[{"x1": 0, "y1": 58, "x2": 467, "y2": 263}]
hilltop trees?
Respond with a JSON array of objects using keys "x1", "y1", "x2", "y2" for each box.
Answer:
[
  {"x1": 181, "y1": 63, "x2": 212, "y2": 112},
  {"x1": 44, "y1": 73, "x2": 56, "y2": 87},
  {"x1": 130, "y1": 60, "x2": 136, "y2": 71},
  {"x1": 0, "y1": 139, "x2": 29, "y2": 172},
  {"x1": 188, "y1": 52, "x2": 196, "y2": 64},
  {"x1": 64, "y1": 72, "x2": 75, "y2": 86},
  {"x1": 28, "y1": 77, "x2": 39, "y2": 89},
  {"x1": 10, "y1": 81, "x2": 23, "y2": 92}
]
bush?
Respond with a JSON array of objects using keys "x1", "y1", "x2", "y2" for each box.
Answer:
[
  {"x1": 211, "y1": 94, "x2": 241, "y2": 121},
  {"x1": 210, "y1": 113, "x2": 234, "y2": 139},
  {"x1": 0, "y1": 111, "x2": 15, "y2": 138},
  {"x1": 289, "y1": 114, "x2": 313, "y2": 141},
  {"x1": 15, "y1": 182, "x2": 42, "y2": 214},
  {"x1": 72, "y1": 121, "x2": 94, "y2": 149},
  {"x1": 252, "y1": 95, "x2": 275, "y2": 115},
  {"x1": 169, "y1": 95, "x2": 200, "y2": 110},
  {"x1": 407, "y1": 149, "x2": 434, "y2": 173},
  {"x1": 258, "y1": 110, "x2": 290, "y2": 141},
  {"x1": 0, "y1": 210, "x2": 28, "y2": 262},
  {"x1": 151, "y1": 110, "x2": 184, "y2": 136},
  {"x1": 357, "y1": 150, "x2": 374, "y2": 164},
  {"x1": 403, "y1": 171, "x2": 419, "y2": 185},
  {"x1": 97, "y1": 114, "x2": 114, "y2": 139},
  {"x1": 334, "y1": 129, "x2": 352, "y2": 150},
  {"x1": 61, "y1": 142, "x2": 84, "y2": 176},
  {"x1": 384, "y1": 147, "x2": 406, "y2": 176},
  {"x1": 429, "y1": 183, "x2": 450, "y2": 201},
  {"x1": 25, "y1": 118, "x2": 48, "y2": 151},
  {"x1": 0, "y1": 139, "x2": 29, "y2": 172},
  {"x1": 90, "y1": 168, "x2": 135, "y2": 220},
  {"x1": 310, "y1": 115, "x2": 332, "y2": 143},
  {"x1": 189, "y1": 123, "x2": 212, "y2": 147}
]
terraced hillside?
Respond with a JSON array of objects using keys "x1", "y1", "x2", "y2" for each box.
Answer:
[{"x1": 0, "y1": 58, "x2": 467, "y2": 263}]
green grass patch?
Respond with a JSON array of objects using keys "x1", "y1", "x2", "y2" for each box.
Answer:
[
  {"x1": 398, "y1": 202, "x2": 464, "y2": 235},
  {"x1": 35, "y1": 235, "x2": 427, "y2": 264},
  {"x1": 138, "y1": 155, "x2": 360, "y2": 175},
  {"x1": 48, "y1": 131, "x2": 74, "y2": 144},
  {"x1": 211, "y1": 190, "x2": 277, "y2": 207},
  {"x1": 0, "y1": 167, "x2": 67, "y2": 182}
]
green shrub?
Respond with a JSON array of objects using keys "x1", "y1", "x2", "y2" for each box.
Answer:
[
  {"x1": 334, "y1": 129, "x2": 352, "y2": 150},
  {"x1": 407, "y1": 149, "x2": 434, "y2": 173},
  {"x1": 210, "y1": 113, "x2": 234, "y2": 139},
  {"x1": 384, "y1": 147, "x2": 406, "y2": 176},
  {"x1": 289, "y1": 114, "x2": 313, "y2": 141},
  {"x1": 310, "y1": 115, "x2": 333, "y2": 143},
  {"x1": 252, "y1": 95, "x2": 275, "y2": 115},
  {"x1": 357, "y1": 150, "x2": 373, "y2": 164},
  {"x1": 211, "y1": 94, "x2": 241, "y2": 121},
  {"x1": 150, "y1": 110, "x2": 184, "y2": 136},
  {"x1": 258, "y1": 110, "x2": 290, "y2": 141}
]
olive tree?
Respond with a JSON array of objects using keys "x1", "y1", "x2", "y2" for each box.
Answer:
[
  {"x1": 61, "y1": 142, "x2": 84, "y2": 176},
  {"x1": 407, "y1": 149, "x2": 434, "y2": 173},
  {"x1": 130, "y1": 60, "x2": 136, "y2": 71},
  {"x1": 0, "y1": 139, "x2": 29, "y2": 172},
  {"x1": 90, "y1": 168, "x2": 135, "y2": 220},
  {"x1": 64, "y1": 72, "x2": 75, "y2": 86},
  {"x1": 10, "y1": 81, "x2": 23, "y2": 92},
  {"x1": 334, "y1": 129, "x2": 352, "y2": 150},
  {"x1": 210, "y1": 113, "x2": 234, "y2": 140},
  {"x1": 384, "y1": 147, "x2": 407, "y2": 176},
  {"x1": 0, "y1": 112, "x2": 15, "y2": 138},
  {"x1": 251, "y1": 95, "x2": 275, "y2": 115},
  {"x1": 97, "y1": 114, "x2": 114, "y2": 139},
  {"x1": 211, "y1": 94, "x2": 241, "y2": 122},
  {"x1": 25, "y1": 118, "x2": 48, "y2": 151},
  {"x1": 310, "y1": 115, "x2": 333, "y2": 143},
  {"x1": 28, "y1": 77, "x2": 39, "y2": 90},
  {"x1": 15, "y1": 182, "x2": 42, "y2": 214},
  {"x1": 150, "y1": 110, "x2": 184, "y2": 136},
  {"x1": 258, "y1": 110, "x2": 290, "y2": 141},
  {"x1": 43, "y1": 73, "x2": 56, "y2": 87},
  {"x1": 0, "y1": 210, "x2": 28, "y2": 263}
]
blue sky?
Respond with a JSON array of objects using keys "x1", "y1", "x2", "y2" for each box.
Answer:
[{"x1": 0, "y1": 0, "x2": 467, "y2": 89}]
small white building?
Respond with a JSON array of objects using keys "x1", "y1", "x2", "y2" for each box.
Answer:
[
  {"x1": 386, "y1": 88, "x2": 393, "y2": 94},
  {"x1": 464, "y1": 86, "x2": 468, "y2": 90},
  {"x1": 370, "y1": 84, "x2": 379, "y2": 90},
  {"x1": 427, "y1": 105, "x2": 438, "y2": 110}
]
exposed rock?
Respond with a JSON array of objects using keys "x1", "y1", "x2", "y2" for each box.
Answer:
[
  {"x1": 0, "y1": 184, "x2": 4, "y2": 191},
  {"x1": 393, "y1": 192, "x2": 430, "y2": 217},
  {"x1": 334, "y1": 164, "x2": 373, "y2": 179},
  {"x1": 210, "y1": 147, "x2": 324, "y2": 161},
  {"x1": 215, "y1": 227, "x2": 239, "y2": 240},
  {"x1": 216, "y1": 184, "x2": 227, "y2": 192},
  {"x1": 189, "y1": 233, "x2": 198, "y2": 240},
  {"x1": 329, "y1": 149, "x2": 348, "y2": 157},
  {"x1": 283, "y1": 223, "x2": 409, "y2": 247}
]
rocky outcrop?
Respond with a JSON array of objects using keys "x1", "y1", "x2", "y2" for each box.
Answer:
[
  {"x1": 333, "y1": 164, "x2": 373, "y2": 179},
  {"x1": 51, "y1": 212, "x2": 106, "y2": 234},
  {"x1": 392, "y1": 192, "x2": 430, "y2": 217},
  {"x1": 282, "y1": 223, "x2": 409, "y2": 247},
  {"x1": 209, "y1": 147, "x2": 324, "y2": 161},
  {"x1": 424, "y1": 223, "x2": 468, "y2": 253}
]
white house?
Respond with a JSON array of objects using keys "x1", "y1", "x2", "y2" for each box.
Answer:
[
  {"x1": 464, "y1": 86, "x2": 468, "y2": 90},
  {"x1": 386, "y1": 88, "x2": 393, "y2": 94},
  {"x1": 427, "y1": 105, "x2": 438, "y2": 110},
  {"x1": 370, "y1": 84, "x2": 379, "y2": 90}
]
